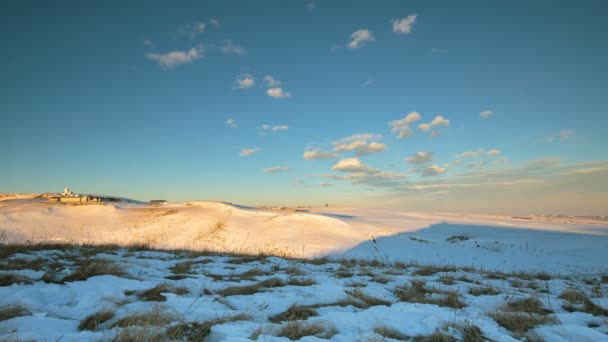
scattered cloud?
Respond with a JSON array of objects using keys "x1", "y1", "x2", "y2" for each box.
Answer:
[
  {"x1": 324, "y1": 170, "x2": 406, "y2": 187},
  {"x1": 389, "y1": 112, "x2": 421, "y2": 138},
  {"x1": 258, "y1": 124, "x2": 288, "y2": 132},
  {"x1": 267, "y1": 87, "x2": 291, "y2": 98},
  {"x1": 263, "y1": 76, "x2": 281, "y2": 87},
  {"x1": 487, "y1": 149, "x2": 501, "y2": 156},
  {"x1": 525, "y1": 157, "x2": 560, "y2": 170},
  {"x1": 219, "y1": 40, "x2": 246, "y2": 56},
  {"x1": 240, "y1": 148, "x2": 259, "y2": 156},
  {"x1": 429, "y1": 131, "x2": 441, "y2": 138},
  {"x1": 406, "y1": 152, "x2": 434, "y2": 164},
  {"x1": 264, "y1": 166, "x2": 289, "y2": 173},
  {"x1": 332, "y1": 134, "x2": 386, "y2": 156},
  {"x1": 421, "y1": 165, "x2": 447, "y2": 177},
  {"x1": 565, "y1": 167, "x2": 608, "y2": 175},
  {"x1": 425, "y1": 190, "x2": 449, "y2": 196},
  {"x1": 304, "y1": 149, "x2": 338, "y2": 160},
  {"x1": 417, "y1": 123, "x2": 431, "y2": 132},
  {"x1": 319, "y1": 182, "x2": 332, "y2": 187},
  {"x1": 495, "y1": 157, "x2": 508, "y2": 164},
  {"x1": 177, "y1": 22, "x2": 206, "y2": 40},
  {"x1": 480, "y1": 110, "x2": 493, "y2": 118},
  {"x1": 455, "y1": 149, "x2": 485, "y2": 158},
  {"x1": 363, "y1": 76, "x2": 374, "y2": 87},
  {"x1": 226, "y1": 118, "x2": 237, "y2": 128},
  {"x1": 332, "y1": 158, "x2": 377, "y2": 173},
  {"x1": 235, "y1": 73, "x2": 255, "y2": 89},
  {"x1": 209, "y1": 18, "x2": 220, "y2": 27},
  {"x1": 146, "y1": 47, "x2": 202, "y2": 69},
  {"x1": 430, "y1": 115, "x2": 450, "y2": 127},
  {"x1": 392, "y1": 14, "x2": 417, "y2": 34},
  {"x1": 348, "y1": 29, "x2": 375, "y2": 49},
  {"x1": 306, "y1": 1, "x2": 316, "y2": 12},
  {"x1": 143, "y1": 39, "x2": 153, "y2": 47}
]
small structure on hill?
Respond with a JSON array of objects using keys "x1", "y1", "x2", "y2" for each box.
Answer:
[
  {"x1": 48, "y1": 188, "x2": 120, "y2": 204},
  {"x1": 149, "y1": 200, "x2": 168, "y2": 205}
]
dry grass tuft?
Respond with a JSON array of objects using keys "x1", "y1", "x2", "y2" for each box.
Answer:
[
  {"x1": 395, "y1": 280, "x2": 466, "y2": 309},
  {"x1": 0, "y1": 305, "x2": 31, "y2": 321},
  {"x1": 269, "y1": 305, "x2": 318, "y2": 323},
  {"x1": 439, "y1": 276, "x2": 455, "y2": 285},
  {"x1": 114, "y1": 327, "x2": 165, "y2": 342},
  {"x1": 284, "y1": 266, "x2": 305, "y2": 276},
  {"x1": 165, "y1": 314, "x2": 251, "y2": 341},
  {"x1": 287, "y1": 276, "x2": 316, "y2": 286},
  {"x1": 0, "y1": 274, "x2": 33, "y2": 287},
  {"x1": 559, "y1": 289, "x2": 587, "y2": 304},
  {"x1": 341, "y1": 289, "x2": 392, "y2": 308},
  {"x1": 79, "y1": 310, "x2": 115, "y2": 331},
  {"x1": 277, "y1": 321, "x2": 337, "y2": 340},
  {"x1": 462, "y1": 325, "x2": 485, "y2": 342},
  {"x1": 505, "y1": 297, "x2": 551, "y2": 315},
  {"x1": 375, "y1": 326, "x2": 409, "y2": 340},
  {"x1": 113, "y1": 309, "x2": 177, "y2": 328},
  {"x1": 138, "y1": 284, "x2": 189, "y2": 302},
  {"x1": 468, "y1": 286, "x2": 499, "y2": 296},
  {"x1": 335, "y1": 266, "x2": 354, "y2": 278},
  {"x1": 491, "y1": 312, "x2": 550, "y2": 334},
  {"x1": 169, "y1": 261, "x2": 195, "y2": 274},
  {"x1": 414, "y1": 331, "x2": 456, "y2": 342},
  {"x1": 413, "y1": 265, "x2": 456, "y2": 277},
  {"x1": 240, "y1": 268, "x2": 271, "y2": 280},
  {"x1": 218, "y1": 277, "x2": 285, "y2": 296},
  {"x1": 61, "y1": 259, "x2": 125, "y2": 283}
]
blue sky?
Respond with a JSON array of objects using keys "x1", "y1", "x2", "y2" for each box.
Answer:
[{"x1": 2, "y1": 1, "x2": 607, "y2": 214}]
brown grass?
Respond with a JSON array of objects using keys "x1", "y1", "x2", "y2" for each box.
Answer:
[
  {"x1": 269, "y1": 305, "x2": 318, "y2": 323},
  {"x1": 0, "y1": 257, "x2": 46, "y2": 271},
  {"x1": 169, "y1": 261, "x2": 195, "y2": 274},
  {"x1": 79, "y1": 310, "x2": 115, "y2": 331},
  {"x1": 112, "y1": 309, "x2": 176, "y2": 328},
  {"x1": 504, "y1": 297, "x2": 551, "y2": 315},
  {"x1": 0, "y1": 305, "x2": 31, "y2": 321},
  {"x1": 341, "y1": 289, "x2": 392, "y2": 308},
  {"x1": 462, "y1": 325, "x2": 485, "y2": 342},
  {"x1": 277, "y1": 321, "x2": 337, "y2": 340},
  {"x1": 0, "y1": 274, "x2": 33, "y2": 287},
  {"x1": 61, "y1": 259, "x2": 125, "y2": 283},
  {"x1": 414, "y1": 331, "x2": 456, "y2": 342},
  {"x1": 559, "y1": 289, "x2": 587, "y2": 304},
  {"x1": 335, "y1": 266, "x2": 354, "y2": 278},
  {"x1": 375, "y1": 326, "x2": 409, "y2": 340},
  {"x1": 491, "y1": 312, "x2": 550, "y2": 334},
  {"x1": 114, "y1": 327, "x2": 165, "y2": 342},
  {"x1": 218, "y1": 277, "x2": 285, "y2": 296},
  {"x1": 395, "y1": 280, "x2": 466, "y2": 309},
  {"x1": 468, "y1": 286, "x2": 499, "y2": 296},
  {"x1": 414, "y1": 265, "x2": 456, "y2": 277},
  {"x1": 286, "y1": 276, "x2": 316, "y2": 286},
  {"x1": 240, "y1": 268, "x2": 271, "y2": 280},
  {"x1": 138, "y1": 284, "x2": 189, "y2": 302},
  {"x1": 165, "y1": 314, "x2": 251, "y2": 341}
]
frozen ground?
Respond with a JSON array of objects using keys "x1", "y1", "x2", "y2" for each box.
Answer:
[{"x1": 0, "y1": 245, "x2": 607, "y2": 341}]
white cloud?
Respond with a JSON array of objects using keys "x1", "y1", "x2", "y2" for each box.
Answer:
[
  {"x1": 146, "y1": 47, "x2": 202, "y2": 69},
  {"x1": 525, "y1": 157, "x2": 560, "y2": 170},
  {"x1": 417, "y1": 123, "x2": 431, "y2": 132},
  {"x1": 177, "y1": 22, "x2": 206, "y2": 40},
  {"x1": 336, "y1": 133, "x2": 382, "y2": 144},
  {"x1": 304, "y1": 149, "x2": 338, "y2": 160},
  {"x1": 240, "y1": 148, "x2": 259, "y2": 156},
  {"x1": 258, "y1": 124, "x2": 288, "y2": 132},
  {"x1": 480, "y1": 110, "x2": 493, "y2": 118},
  {"x1": 455, "y1": 149, "x2": 484, "y2": 158},
  {"x1": 348, "y1": 29, "x2": 375, "y2": 49},
  {"x1": 210, "y1": 19, "x2": 220, "y2": 27},
  {"x1": 226, "y1": 118, "x2": 237, "y2": 128},
  {"x1": 267, "y1": 87, "x2": 291, "y2": 98},
  {"x1": 264, "y1": 166, "x2": 289, "y2": 173},
  {"x1": 235, "y1": 74, "x2": 255, "y2": 89},
  {"x1": 263, "y1": 76, "x2": 281, "y2": 87},
  {"x1": 332, "y1": 158, "x2": 377, "y2": 173},
  {"x1": 565, "y1": 167, "x2": 608, "y2": 175},
  {"x1": 319, "y1": 182, "x2": 332, "y2": 187},
  {"x1": 334, "y1": 141, "x2": 386, "y2": 156},
  {"x1": 219, "y1": 40, "x2": 246, "y2": 56},
  {"x1": 559, "y1": 130, "x2": 575, "y2": 141},
  {"x1": 143, "y1": 39, "x2": 153, "y2": 47},
  {"x1": 487, "y1": 149, "x2": 501, "y2": 156},
  {"x1": 392, "y1": 14, "x2": 417, "y2": 34},
  {"x1": 389, "y1": 112, "x2": 421, "y2": 138},
  {"x1": 406, "y1": 152, "x2": 433, "y2": 164},
  {"x1": 425, "y1": 190, "x2": 449, "y2": 196},
  {"x1": 422, "y1": 165, "x2": 447, "y2": 177},
  {"x1": 429, "y1": 131, "x2": 440, "y2": 138},
  {"x1": 430, "y1": 115, "x2": 450, "y2": 127},
  {"x1": 306, "y1": 1, "x2": 316, "y2": 12}
]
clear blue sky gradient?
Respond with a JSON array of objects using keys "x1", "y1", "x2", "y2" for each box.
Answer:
[{"x1": 2, "y1": 1, "x2": 607, "y2": 214}]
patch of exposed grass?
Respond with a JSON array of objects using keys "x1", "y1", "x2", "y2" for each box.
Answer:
[
  {"x1": 395, "y1": 280, "x2": 466, "y2": 309},
  {"x1": 165, "y1": 314, "x2": 251, "y2": 341},
  {"x1": 269, "y1": 305, "x2": 318, "y2": 323},
  {"x1": 226, "y1": 255, "x2": 266, "y2": 264},
  {"x1": 371, "y1": 274, "x2": 391, "y2": 284},
  {"x1": 335, "y1": 266, "x2": 354, "y2": 278},
  {"x1": 138, "y1": 284, "x2": 189, "y2": 302},
  {"x1": 414, "y1": 331, "x2": 456, "y2": 342},
  {"x1": 284, "y1": 266, "x2": 305, "y2": 276},
  {"x1": 170, "y1": 261, "x2": 195, "y2": 274},
  {"x1": 61, "y1": 259, "x2": 125, "y2": 283},
  {"x1": 339, "y1": 289, "x2": 392, "y2": 309},
  {"x1": 0, "y1": 274, "x2": 32, "y2": 286},
  {"x1": 462, "y1": 325, "x2": 485, "y2": 342},
  {"x1": 277, "y1": 321, "x2": 337, "y2": 340},
  {"x1": 375, "y1": 326, "x2": 409, "y2": 341},
  {"x1": 414, "y1": 265, "x2": 455, "y2": 276},
  {"x1": 114, "y1": 327, "x2": 165, "y2": 342},
  {"x1": 505, "y1": 297, "x2": 551, "y2": 315},
  {"x1": 439, "y1": 276, "x2": 455, "y2": 285},
  {"x1": 469, "y1": 286, "x2": 500, "y2": 296},
  {"x1": 559, "y1": 289, "x2": 587, "y2": 304},
  {"x1": 112, "y1": 309, "x2": 177, "y2": 328},
  {"x1": 218, "y1": 277, "x2": 285, "y2": 296},
  {"x1": 491, "y1": 312, "x2": 550, "y2": 334},
  {"x1": 0, "y1": 257, "x2": 46, "y2": 271},
  {"x1": 0, "y1": 305, "x2": 30, "y2": 321},
  {"x1": 79, "y1": 310, "x2": 115, "y2": 331},
  {"x1": 485, "y1": 272, "x2": 507, "y2": 280},
  {"x1": 240, "y1": 268, "x2": 271, "y2": 280},
  {"x1": 305, "y1": 257, "x2": 330, "y2": 265},
  {"x1": 287, "y1": 276, "x2": 316, "y2": 286}
]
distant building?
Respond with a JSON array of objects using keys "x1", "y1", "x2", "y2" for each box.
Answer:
[
  {"x1": 149, "y1": 200, "x2": 168, "y2": 205},
  {"x1": 48, "y1": 188, "x2": 120, "y2": 204}
]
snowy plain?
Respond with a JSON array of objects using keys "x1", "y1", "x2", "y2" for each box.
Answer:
[{"x1": 0, "y1": 199, "x2": 607, "y2": 341}]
